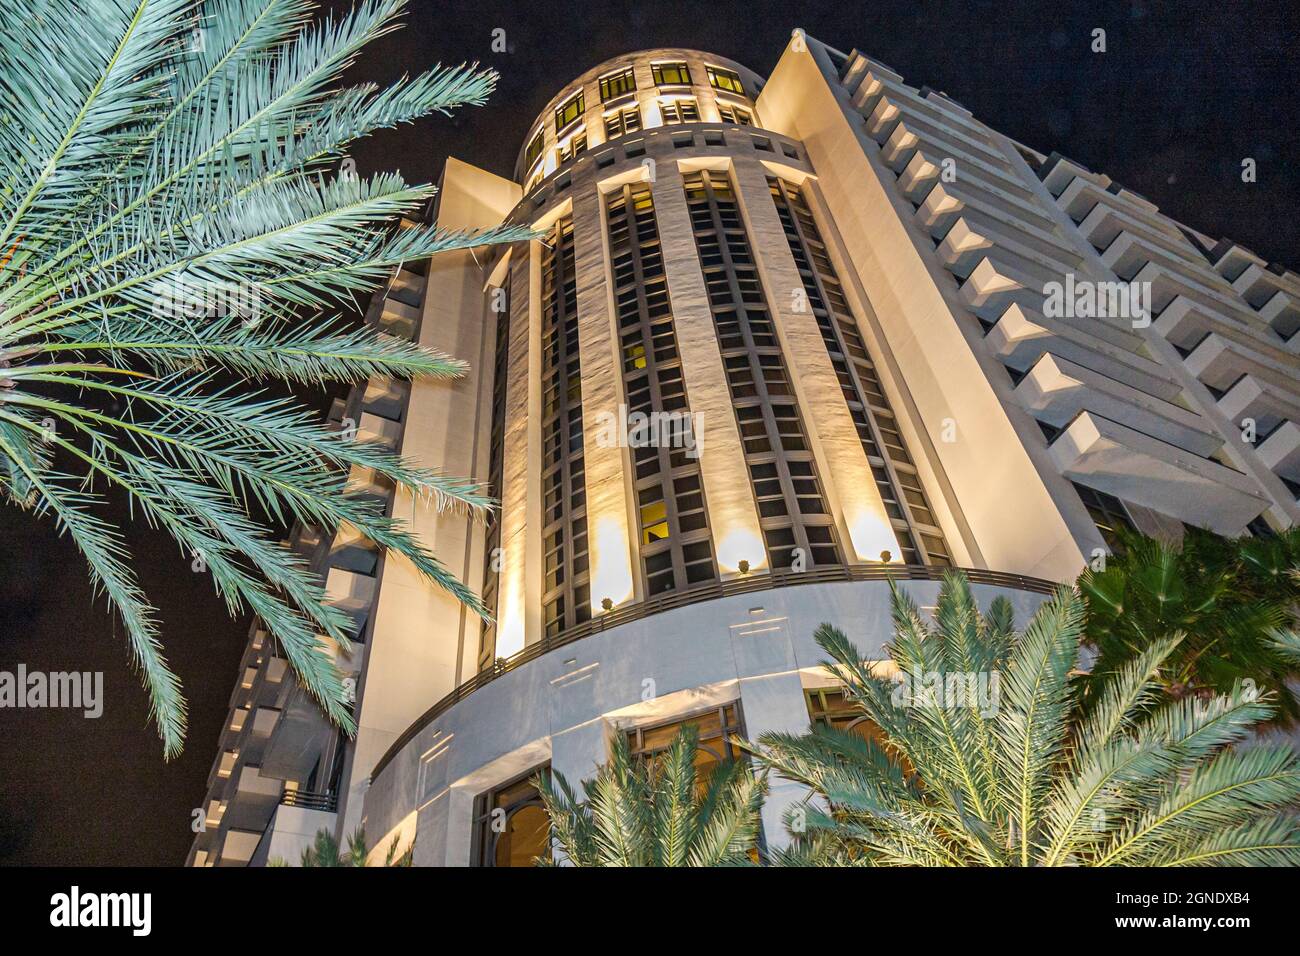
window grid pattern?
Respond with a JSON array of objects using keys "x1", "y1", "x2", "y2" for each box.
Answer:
[
  {"x1": 683, "y1": 170, "x2": 842, "y2": 572},
  {"x1": 477, "y1": 284, "x2": 511, "y2": 671},
  {"x1": 540, "y1": 218, "x2": 591, "y2": 636},
  {"x1": 659, "y1": 98, "x2": 700, "y2": 125},
  {"x1": 768, "y1": 177, "x2": 951, "y2": 567},
  {"x1": 607, "y1": 183, "x2": 718, "y2": 597},
  {"x1": 626, "y1": 704, "x2": 744, "y2": 769},
  {"x1": 603, "y1": 105, "x2": 641, "y2": 139}
]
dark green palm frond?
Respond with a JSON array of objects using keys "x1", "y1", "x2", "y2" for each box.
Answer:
[
  {"x1": 536, "y1": 728, "x2": 767, "y2": 867},
  {"x1": 0, "y1": 0, "x2": 528, "y2": 755},
  {"x1": 751, "y1": 572, "x2": 1300, "y2": 867}
]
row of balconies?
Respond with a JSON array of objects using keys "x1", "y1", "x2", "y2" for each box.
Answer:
[
  {"x1": 189, "y1": 264, "x2": 426, "y2": 865},
  {"x1": 840, "y1": 52, "x2": 1277, "y2": 533}
]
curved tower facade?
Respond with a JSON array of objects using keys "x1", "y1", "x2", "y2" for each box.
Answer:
[{"x1": 192, "y1": 37, "x2": 1300, "y2": 867}]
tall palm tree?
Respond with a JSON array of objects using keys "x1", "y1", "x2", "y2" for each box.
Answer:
[
  {"x1": 0, "y1": 0, "x2": 528, "y2": 756},
  {"x1": 1079, "y1": 527, "x2": 1300, "y2": 725},
  {"x1": 754, "y1": 573, "x2": 1300, "y2": 866},
  {"x1": 536, "y1": 727, "x2": 768, "y2": 866}
]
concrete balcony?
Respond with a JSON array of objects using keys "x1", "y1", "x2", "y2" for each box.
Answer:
[
  {"x1": 324, "y1": 566, "x2": 378, "y2": 636},
  {"x1": 216, "y1": 829, "x2": 263, "y2": 867},
  {"x1": 1016, "y1": 353, "x2": 1220, "y2": 457},
  {"x1": 328, "y1": 522, "x2": 380, "y2": 576},
  {"x1": 357, "y1": 411, "x2": 402, "y2": 450},
  {"x1": 361, "y1": 376, "x2": 409, "y2": 421},
  {"x1": 1184, "y1": 331, "x2": 1300, "y2": 395},
  {"x1": 1218, "y1": 374, "x2": 1300, "y2": 436},
  {"x1": 1048, "y1": 411, "x2": 1268, "y2": 534},
  {"x1": 1257, "y1": 289, "x2": 1300, "y2": 341},
  {"x1": 1258, "y1": 421, "x2": 1300, "y2": 482},
  {"x1": 958, "y1": 255, "x2": 1049, "y2": 320},
  {"x1": 987, "y1": 304, "x2": 1181, "y2": 400}
]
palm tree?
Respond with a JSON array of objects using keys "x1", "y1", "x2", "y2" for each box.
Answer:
[
  {"x1": 0, "y1": 0, "x2": 529, "y2": 756},
  {"x1": 1079, "y1": 527, "x2": 1300, "y2": 725},
  {"x1": 270, "y1": 826, "x2": 412, "y2": 866},
  {"x1": 536, "y1": 726, "x2": 768, "y2": 866},
  {"x1": 753, "y1": 573, "x2": 1300, "y2": 866}
]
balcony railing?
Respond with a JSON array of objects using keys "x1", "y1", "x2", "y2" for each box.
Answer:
[
  {"x1": 370, "y1": 563, "x2": 1060, "y2": 780},
  {"x1": 279, "y1": 789, "x2": 338, "y2": 813}
]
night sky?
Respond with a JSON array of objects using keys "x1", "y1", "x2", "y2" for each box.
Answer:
[{"x1": 1, "y1": 0, "x2": 1296, "y2": 866}]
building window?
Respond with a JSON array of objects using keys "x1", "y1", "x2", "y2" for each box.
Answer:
[
  {"x1": 717, "y1": 103, "x2": 753, "y2": 126},
  {"x1": 1072, "y1": 480, "x2": 1135, "y2": 553},
  {"x1": 706, "y1": 65, "x2": 745, "y2": 95},
  {"x1": 683, "y1": 170, "x2": 843, "y2": 572},
  {"x1": 606, "y1": 182, "x2": 717, "y2": 597},
  {"x1": 557, "y1": 130, "x2": 587, "y2": 165},
  {"x1": 603, "y1": 104, "x2": 641, "y2": 139},
  {"x1": 768, "y1": 177, "x2": 951, "y2": 567},
  {"x1": 540, "y1": 217, "x2": 591, "y2": 637},
  {"x1": 599, "y1": 65, "x2": 636, "y2": 101},
  {"x1": 523, "y1": 128, "x2": 544, "y2": 171},
  {"x1": 554, "y1": 90, "x2": 585, "y2": 132},
  {"x1": 626, "y1": 704, "x2": 744, "y2": 781},
  {"x1": 651, "y1": 61, "x2": 691, "y2": 86},
  {"x1": 806, "y1": 687, "x2": 886, "y2": 743},
  {"x1": 472, "y1": 767, "x2": 550, "y2": 867},
  {"x1": 659, "y1": 98, "x2": 700, "y2": 125}
]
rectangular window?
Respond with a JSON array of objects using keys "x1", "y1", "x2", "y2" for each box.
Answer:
[
  {"x1": 599, "y1": 66, "x2": 636, "y2": 101},
  {"x1": 554, "y1": 90, "x2": 585, "y2": 132},
  {"x1": 557, "y1": 130, "x2": 587, "y2": 165},
  {"x1": 472, "y1": 767, "x2": 550, "y2": 867},
  {"x1": 717, "y1": 103, "x2": 752, "y2": 126},
  {"x1": 523, "y1": 129, "x2": 544, "y2": 170},
  {"x1": 626, "y1": 705, "x2": 744, "y2": 780},
  {"x1": 603, "y1": 105, "x2": 641, "y2": 139},
  {"x1": 706, "y1": 65, "x2": 745, "y2": 95},
  {"x1": 652, "y1": 61, "x2": 691, "y2": 86},
  {"x1": 659, "y1": 98, "x2": 700, "y2": 125}
]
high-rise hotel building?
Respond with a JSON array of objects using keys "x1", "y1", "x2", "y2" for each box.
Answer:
[{"x1": 189, "y1": 33, "x2": 1300, "y2": 866}]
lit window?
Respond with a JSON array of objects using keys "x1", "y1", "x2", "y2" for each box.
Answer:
[
  {"x1": 639, "y1": 493, "x2": 669, "y2": 544},
  {"x1": 557, "y1": 130, "x2": 587, "y2": 165},
  {"x1": 603, "y1": 105, "x2": 641, "y2": 139},
  {"x1": 523, "y1": 129, "x2": 544, "y2": 170},
  {"x1": 472, "y1": 768, "x2": 550, "y2": 867},
  {"x1": 554, "y1": 91, "x2": 585, "y2": 132},
  {"x1": 651, "y1": 61, "x2": 691, "y2": 86},
  {"x1": 599, "y1": 66, "x2": 636, "y2": 101},
  {"x1": 626, "y1": 705, "x2": 745, "y2": 783},
  {"x1": 706, "y1": 65, "x2": 745, "y2": 95},
  {"x1": 717, "y1": 103, "x2": 752, "y2": 126},
  {"x1": 659, "y1": 98, "x2": 700, "y2": 125}
]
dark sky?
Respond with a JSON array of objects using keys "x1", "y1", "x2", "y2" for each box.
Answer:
[{"x1": 1, "y1": 0, "x2": 1296, "y2": 866}]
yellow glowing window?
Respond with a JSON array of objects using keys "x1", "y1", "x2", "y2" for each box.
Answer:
[
  {"x1": 624, "y1": 342, "x2": 647, "y2": 369},
  {"x1": 640, "y1": 501, "x2": 669, "y2": 543},
  {"x1": 554, "y1": 91, "x2": 585, "y2": 132},
  {"x1": 706, "y1": 65, "x2": 744, "y2": 95},
  {"x1": 652, "y1": 61, "x2": 691, "y2": 86}
]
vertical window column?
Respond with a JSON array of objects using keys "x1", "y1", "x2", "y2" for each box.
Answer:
[
  {"x1": 683, "y1": 169, "x2": 842, "y2": 572},
  {"x1": 477, "y1": 283, "x2": 511, "y2": 670},
  {"x1": 540, "y1": 217, "x2": 591, "y2": 636},
  {"x1": 769, "y1": 177, "x2": 952, "y2": 566},
  {"x1": 607, "y1": 183, "x2": 718, "y2": 596}
]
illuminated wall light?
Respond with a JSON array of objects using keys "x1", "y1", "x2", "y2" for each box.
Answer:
[
  {"x1": 717, "y1": 527, "x2": 766, "y2": 575},
  {"x1": 845, "y1": 507, "x2": 900, "y2": 567},
  {"x1": 590, "y1": 514, "x2": 635, "y2": 609}
]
